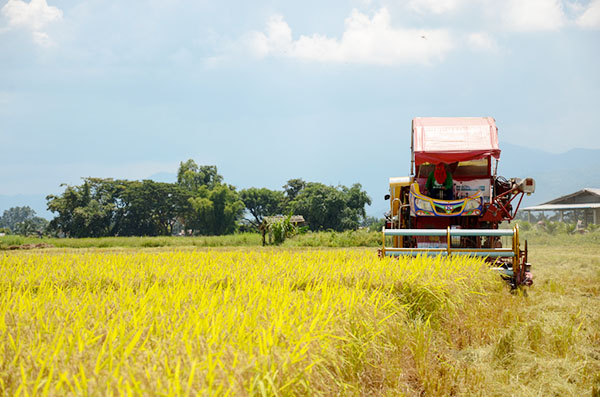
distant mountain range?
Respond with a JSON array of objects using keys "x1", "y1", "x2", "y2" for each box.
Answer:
[
  {"x1": 2, "y1": 143, "x2": 599, "y2": 220},
  {"x1": 147, "y1": 172, "x2": 176, "y2": 184},
  {"x1": 497, "y1": 143, "x2": 600, "y2": 208}
]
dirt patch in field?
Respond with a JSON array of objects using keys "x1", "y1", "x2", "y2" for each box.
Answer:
[{"x1": 3, "y1": 243, "x2": 55, "y2": 250}]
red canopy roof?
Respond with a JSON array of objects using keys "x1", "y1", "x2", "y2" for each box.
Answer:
[{"x1": 412, "y1": 117, "x2": 501, "y2": 165}]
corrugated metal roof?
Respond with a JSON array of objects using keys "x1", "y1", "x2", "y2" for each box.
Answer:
[
  {"x1": 543, "y1": 188, "x2": 600, "y2": 205},
  {"x1": 522, "y1": 203, "x2": 600, "y2": 211},
  {"x1": 585, "y1": 188, "x2": 600, "y2": 195}
]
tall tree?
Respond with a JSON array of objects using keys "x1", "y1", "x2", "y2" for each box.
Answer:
[
  {"x1": 46, "y1": 179, "x2": 117, "y2": 237},
  {"x1": 288, "y1": 183, "x2": 345, "y2": 231},
  {"x1": 177, "y1": 160, "x2": 223, "y2": 191},
  {"x1": 177, "y1": 161, "x2": 244, "y2": 235},
  {"x1": 240, "y1": 187, "x2": 284, "y2": 227},
  {"x1": 0, "y1": 206, "x2": 48, "y2": 235},
  {"x1": 0, "y1": 206, "x2": 36, "y2": 230},
  {"x1": 286, "y1": 181, "x2": 371, "y2": 231},
  {"x1": 283, "y1": 178, "x2": 306, "y2": 202},
  {"x1": 114, "y1": 180, "x2": 188, "y2": 236},
  {"x1": 187, "y1": 185, "x2": 244, "y2": 235},
  {"x1": 342, "y1": 183, "x2": 372, "y2": 221}
]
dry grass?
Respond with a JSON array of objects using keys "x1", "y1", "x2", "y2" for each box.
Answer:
[{"x1": 0, "y1": 241, "x2": 598, "y2": 395}]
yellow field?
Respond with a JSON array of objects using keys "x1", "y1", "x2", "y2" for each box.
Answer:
[{"x1": 1, "y1": 247, "x2": 598, "y2": 395}]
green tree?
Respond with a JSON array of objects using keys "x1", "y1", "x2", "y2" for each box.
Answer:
[
  {"x1": 240, "y1": 187, "x2": 285, "y2": 227},
  {"x1": 47, "y1": 178, "x2": 189, "y2": 237},
  {"x1": 286, "y1": 181, "x2": 371, "y2": 232},
  {"x1": 177, "y1": 160, "x2": 223, "y2": 191},
  {"x1": 343, "y1": 183, "x2": 372, "y2": 220},
  {"x1": 46, "y1": 179, "x2": 117, "y2": 237},
  {"x1": 0, "y1": 206, "x2": 35, "y2": 230},
  {"x1": 177, "y1": 162, "x2": 244, "y2": 235},
  {"x1": 0, "y1": 206, "x2": 48, "y2": 235},
  {"x1": 186, "y1": 185, "x2": 244, "y2": 235},
  {"x1": 283, "y1": 178, "x2": 306, "y2": 202},
  {"x1": 115, "y1": 181, "x2": 188, "y2": 236},
  {"x1": 288, "y1": 183, "x2": 345, "y2": 231}
]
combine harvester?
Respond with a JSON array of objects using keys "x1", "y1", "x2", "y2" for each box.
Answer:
[{"x1": 380, "y1": 117, "x2": 535, "y2": 288}]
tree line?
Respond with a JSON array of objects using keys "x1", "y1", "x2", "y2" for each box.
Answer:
[
  {"x1": 5, "y1": 160, "x2": 371, "y2": 237},
  {"x1": 0, "y1": 206, "x2": 48, "y2": 236}
]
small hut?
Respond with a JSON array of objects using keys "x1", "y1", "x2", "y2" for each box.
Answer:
[
  {"x1": 521, "y1": 188, "x2": 600, "y2": 226},
  {"x1": 259, "y1": 215, "x2": 305, "y2": 245}
]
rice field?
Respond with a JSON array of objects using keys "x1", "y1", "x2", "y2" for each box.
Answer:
[{"x1": 1, "y1": 245, "x2": 599, "y2": 395}]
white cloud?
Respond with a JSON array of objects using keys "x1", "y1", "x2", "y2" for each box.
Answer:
[
  {"x1": 247, "y1": 14, "x2": 293, "y2": 58},
  {"x1": 467, "y1": 32, "x2": 498, "y2": 52},
  {"x1": 403, "y1": 0, "x2": 594, "y2": 32},
  {"x1": 502, "y1": 0, "x2": 565, "y2": 31},
  {"x1": 1, "y1": 0, "x2": 62, "y2": 46},
  {"x1": 246, "y1": 8, "x2": 454, "y2": 65},
  {"x1": 577, "y1": 0, "x2": 600, "y2": 29},
  {"x1": 408, "y1": 0, "x2": 467, "y2": 14}
]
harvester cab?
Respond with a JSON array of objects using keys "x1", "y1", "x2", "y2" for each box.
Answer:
[{"x1": 380, "y1": 117, "x2": 535, "y2": 288}]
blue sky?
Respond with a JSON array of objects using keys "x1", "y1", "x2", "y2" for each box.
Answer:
[{"x1": 1, "y1": 0, "x2": 599, "y2": 217}]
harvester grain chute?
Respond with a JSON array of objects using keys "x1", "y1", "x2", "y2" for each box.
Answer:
[{"x1": 379, "y1": 117, "x2": 535, "y2": 288}]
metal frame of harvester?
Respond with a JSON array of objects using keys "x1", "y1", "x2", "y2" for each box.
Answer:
[{"x1": 380, "y1": 117, "x2": 535, "y2": 288}]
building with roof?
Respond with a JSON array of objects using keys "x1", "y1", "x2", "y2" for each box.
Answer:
[{"x1": 521, "y1": 188, "x2": 600, "y2": 226}]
